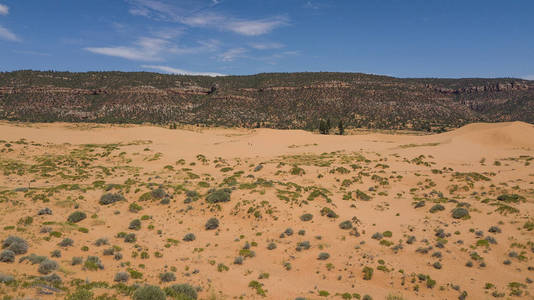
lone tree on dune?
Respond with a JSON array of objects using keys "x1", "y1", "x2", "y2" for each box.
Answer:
[
  {"x1": 319, "y1": 119, "x2": 329, "y2": 135},
  {"x1": 338, "y1": 120, "x2": 344, "y2": 135}
]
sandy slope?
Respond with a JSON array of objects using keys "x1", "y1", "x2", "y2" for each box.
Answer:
[{"x1": 0, "y1": 121, "x2": 533, "y2": 300}]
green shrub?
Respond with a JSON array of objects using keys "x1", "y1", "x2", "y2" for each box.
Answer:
[
  {"x1": 124, "y1": 233, "x2": 136, "y2": 243},
  {"x1": 497, "y1": 194, "x2": 524, "y2": 203},
  {"x1": 339, "y1": 220, "x2": 352, "y2": 230},
  {"x1": 164, "y1": 284, "x2": 197, "y2": 300},
  {"x1": 206, "y1": 189, "x2": 231, "y2": 203},
  {"x1": 159, "y1": 272, "x2": 176, "y2": 282},
  {"x1": 66, "y1": 289, "x2": 93, "y2": 300},
  {"x1": 38, "y1": 259, "x2": 58, "y2": 274},
  {"x1": 114, "y1": 272, "x2": 129, "y2": 282},
  {"x1": 290, "y1": 166, "x2": 305, "y2": 176},
  {"x1": 429, "y1": 204, "x2": 445, "y2": 213},
  {"x1": 133, "y1": 285, "x2": 166, "y2": 300},
  {"x1": 355, "y1": 190, "x2": 371, "y2": 201},
  {"x1": 205, "y1": 218, "x2": 219, "y2": 230},
  {"x1": 129, "y1": 202, "x2": 143, "y2": 213},
  {"x1": 0, "y1": 250, "x2": 15, "y2": 263},
  {"x1": 300, "y1": 213, "x2": 313, "y2": 221},
  {"x1": 451, "y1": 207, "x2": 470, "y2": 219},
  {"x1": 317, "y1": 252, "x2": 330, "y2": 260},
  {"x1": 320, "y1": 207, "x2": 338, "y2": 218},
  {"x1": 84, "y1": 256, "x2": 103, "y2": 271},
  {"x1": 129, "y1": 219, "x2": 141, "y2": 230},
  {"x1": 58, "y1": 238, "x2": 74, "y2": 247},
  {"x1": 183, "y1": 233, "x2": 196, "y2": 242},
  {"x1": 99, "y1": 193, "x2": 125, "y2": 205},
  {"x1": 363, "y1": 266, "x2": 373, "y2": 280},
  {"x1": 2, "y1": 236, "x2": 28, "y2": 254},
  {"x1": 67, "y1": 211, "x2": 87, "y2": 223}
]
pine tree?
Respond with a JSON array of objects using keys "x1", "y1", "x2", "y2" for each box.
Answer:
[
  {"x1": 326, "y1": 118, "x2": 331, "y2": 133},
  {"x1": 319, "y1": 120, "x2": 325, "y2": 134},
  {"x1": 338, "y1": 120, "x2": 344, "y2": 135}
]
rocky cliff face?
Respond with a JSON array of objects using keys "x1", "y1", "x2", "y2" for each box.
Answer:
[
  {"x1": 0, "y1": 71, "x2": 532, "y2": 131},
  {"x1": 434, "y1": 81, "x2": 531, "y2": 94}
]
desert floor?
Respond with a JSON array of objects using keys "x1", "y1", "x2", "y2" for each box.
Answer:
[{"x1": 0, "y1": 121, "x2": 533, "y2": 300}]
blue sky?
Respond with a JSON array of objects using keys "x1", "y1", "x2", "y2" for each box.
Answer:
[{"x1": 0, "y1": 0, "x2": 533, "y2": 78}]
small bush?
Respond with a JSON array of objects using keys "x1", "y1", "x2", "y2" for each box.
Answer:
[
  {"x1": 66, "y1": 289, "x2": 92, "y2": 300},
  {"x1": 0, "y1": 273, "x2": 14, "y2": 283},
  {"x1": 497, "y1": 194, "x2": 524, "y2": 203},
  {"x1": 114, "y1": 272, "x2": 129, "y2": 282},
  {"x1": 19, "y1": 253, "x2": 46, "y2": 264},
  {"x1": 318, "y1": 252, "x2": 330, "y2": 260},
  {"x1": 363, "y1": 266, "x2": 374, "y2": 280},
  {"x1": 129, "y1": 219, "x2": 142, "y2": 230},
  {"x1": 38, "y1": 259, "x2": 58, "y2": 274},
  {"x1": 71, "y1": 257, "x2": 83, "y2": 265},
  {"x1": 129, "y1": 202, "x2": 143, "y2": 213},
  {"x1": 320, "y1": 207, "x2": 338, "y2": 218},
  {"x1": 124, "y1": 233, "x2": 137, "y2": 243},
  {"x1": 58, "y1": 238, "x2": 74, "y2": 247},
  {"x1": 94, "y1": 238, "x2": 108, "y2": 246},
  {"x1": 160, "y1": 272, "x2": 176, "y2": 282},
  {"x1": 103, "y1": 248, "x2": 115, "y2": 256},
  {"x1": 234, "y1": 256, "x2": 244, "y2": 265},
  {"x1": 51, "y1": 250, "x2": 61, "y2": 258},
  {"x1": 84, "y1": 256, "x2": 104, "y2": 271},
  {"x1": 267, "y1": 242, "x2": 277, "y2": 250},
  {"x1": 429, "y1": 204, "x2": 445, "y2": 213},
  {"x1": 38, "y1": 207, "x2": 53, "y2": 215},
  {"x1": 206, "y1": 189, "x2": 231, "y2": 203},
  {"x1": 99, "y1": 193, "x2": 125, "y2": 205},
  {"x1": 67, "y1": 211, "x2": 87, "y2": 223},
  {"x1": 40, "y1": 273, "x2": 61, "y2": 283},
  {"x1": 355, "y1": 189, "x2": 371, "y2": 201},
  {"x1": 164, "y1": 284, "x2": 197, "y2": 299},
  {"x1": 133, "y1": 285, "x2": 166, "y2": 300},
  {"x1": 183, "y1": 233, "x2": 196, "y2": 242},
  {"x1": 0, "y1": 250, "x2": 15, "y2": 263},
  {"x1": 339, "y1": 220, "x2": 352, "y2": 230},
  {"x1": 296, "y1": 241, "x2": 311, "y2": 251},
  {"x1": 300, "y1": 213, "x2": 313, "y2": 221},
  {"x1": 2, "y1": 236, "x2": 28, "y2": 255},
  {"x1": 205, "y1": 218, "x2": 219, "y2": 230},
  {"x1": 452, "y1": 207, "x2": 470, "y2": 219}
]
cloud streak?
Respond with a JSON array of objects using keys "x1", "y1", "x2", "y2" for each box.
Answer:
[
  {"x1": 249, "y1": 42, "x2": 284, "y2": 50},
  {"x1": 85, "y1": 36, "x2": 219, "y2": 61},
  {"x1": 218, "y1": 47, "x2": 246, "y2": 62},
  {"x1": 0, "y1": 4, "x2": 8, "y2": 15},
  {"x1": 141, "y1": 64, "x2": 225, "y2": 76},
  {"x1": 128, "y1": 0, "x2": 287, "y2": 36},
  {"x1": 0, "y1": 25, "x2": 19, "y2": 41}
]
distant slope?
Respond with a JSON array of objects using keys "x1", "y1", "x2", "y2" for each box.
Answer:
[{"x1": 0, "y1": 70, "x2": 533, "y2": 131}]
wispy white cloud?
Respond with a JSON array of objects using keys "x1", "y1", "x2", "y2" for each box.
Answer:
[
  {"x1": 85, "y1": 36, "x2": 219, "y2": 61},
  {"x1": 13, "y1": 50, "x2": 50, "y2": 56},
  {"x1": 226, "y1": 17, "x2": 287, "y2": 36},
  {"x1": 128, "y1": 0, "x2": 287, "y2": 36},
  {"x1": 523, "y1": 75, "x2": 534, "y2": 80},
  {"x1": 249, "y1": 42, "x2": 284, "y2": 50},
  {"x1": 0, "y1": 4, "x2": 8, "y2": 15},
  {"x1": 218, "y1": 48, "x2": 246, "y2": 62},
  {"x1": 141, "y1": 64, "x2": 225, "y2": 76},
  {"x1": 304, "y1": 1, "x2": 320, "y2": 10},
  {"x1": 85, "y1": 37, "x2": 169, "y2": 61},
  {"x1": 0, "y1": 25, "x2": 19, "y2": 41}
]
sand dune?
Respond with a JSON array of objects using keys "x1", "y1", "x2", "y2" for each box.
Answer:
[{"x1": 0, "y1": 121, "x2": 533, "y2": 299}]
